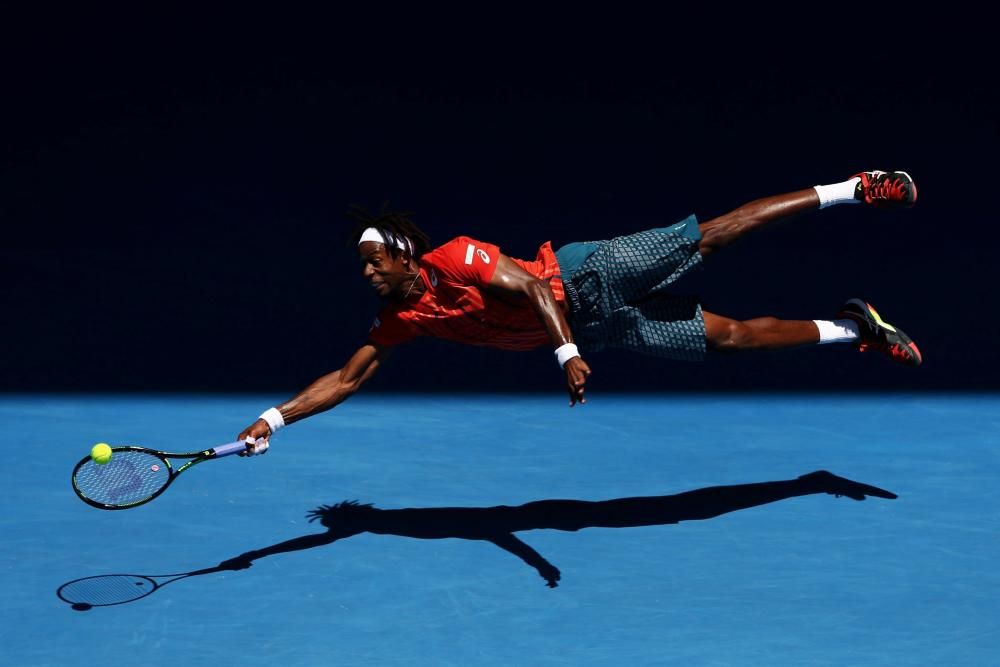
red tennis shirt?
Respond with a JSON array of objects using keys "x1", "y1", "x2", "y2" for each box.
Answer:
[{"x1": 367, "y1": 236, "x2": 566, "y2": 350}]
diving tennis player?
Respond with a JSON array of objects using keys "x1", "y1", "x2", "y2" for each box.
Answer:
[{"x1": 238, "y1": 170, "x2": 920, "y2": 449}]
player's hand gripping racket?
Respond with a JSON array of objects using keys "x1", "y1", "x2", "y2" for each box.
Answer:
[{"x1": 71, "y1": 441, "x2": 251, "y2": 510}]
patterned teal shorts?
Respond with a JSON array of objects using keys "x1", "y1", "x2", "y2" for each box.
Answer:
[{"x1": 555, "y1": 215, "x2": 706, "y2": 362}]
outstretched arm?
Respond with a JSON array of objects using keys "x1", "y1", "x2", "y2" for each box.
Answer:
[
  {"x1": 487, "y1": 533, "x2": 562, "y2": 588},
  {"x1": 487, "y1": 255, "x2": 592, "y2": 406},
  {"x1": 218, "y1": 530, "x2": 356, "y2": 570},
  {"x1": 237, "y1": 342, "x2": 393, "y2": 443}
]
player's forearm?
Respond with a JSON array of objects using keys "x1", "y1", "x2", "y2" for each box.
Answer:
[
  {"x1": 488, "y1": 533, "x2": 561, "y2": 587},
  {"x1": 262, "y1": 344, "x2": 386, "y2": 430},
  {"x1": 525, "y1": 279, "x2": 574, "y2": 348},
  {"x1": 276, "y1": 369, "x2": 364, "y2": 425},
  {"x1": 243, "y1": 533, "x2": 341, "y2": 560}
]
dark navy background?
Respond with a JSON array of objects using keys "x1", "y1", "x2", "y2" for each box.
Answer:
[{"x1": 2, "y1": 9, "x2": 996, "y2": 393}]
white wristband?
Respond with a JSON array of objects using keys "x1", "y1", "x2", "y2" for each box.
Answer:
[
  {"x1": 259, "y1": 407, "x2": 285, "y2": 434},
  {"x1": 554, "y1": 343, "x2": 580, "y2": 368}
]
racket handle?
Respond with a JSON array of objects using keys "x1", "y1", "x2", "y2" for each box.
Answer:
[{"x1": 212, "y1": 441, "x2": 249, "y2": 457}]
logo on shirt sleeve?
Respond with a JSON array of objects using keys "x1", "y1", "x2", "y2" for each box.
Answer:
[{"x1": 464, "y1": 242, "x2": 492, "y2": 265}]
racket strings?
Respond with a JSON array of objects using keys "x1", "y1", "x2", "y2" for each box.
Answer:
[
  {"x1": 74, "y1": 451, "x2": 170, "y2": 506},
  {"x1": 59, "y1": 575, "x2": 155, "y2": 605}
]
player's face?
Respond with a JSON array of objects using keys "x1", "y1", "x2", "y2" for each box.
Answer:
[{"x1": 359, "y1": 241, "x2": 411, "y2": 298}]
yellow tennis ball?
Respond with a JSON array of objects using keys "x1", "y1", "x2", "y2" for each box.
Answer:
[{"x1": 91, "y1": 443, "x2": 113, "y2": 465}]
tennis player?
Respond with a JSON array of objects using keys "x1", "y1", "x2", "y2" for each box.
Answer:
[{"x1": 238, "y1": 170, "x2": 919, "y2": 449}]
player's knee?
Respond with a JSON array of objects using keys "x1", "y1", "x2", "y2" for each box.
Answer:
[
  {"x1": 698, "y1": 212, "x2": 749, "y2": 254},
  {"x1": 698, "y1": 225, "x2": 726, "y2": 255}
]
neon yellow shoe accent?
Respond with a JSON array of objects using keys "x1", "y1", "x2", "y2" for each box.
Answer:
[{"x1": 865, "y1": 303, "x2": 897, "y2": 333}]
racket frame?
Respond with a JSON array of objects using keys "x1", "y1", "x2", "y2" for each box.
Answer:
[{"x1": 71, "y1": 441, "x2": 246, "y2": 510}]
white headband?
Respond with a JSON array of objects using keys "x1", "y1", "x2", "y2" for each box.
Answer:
[{"x1": 358, "y1": 227, "x2": 412, "y2": 254}]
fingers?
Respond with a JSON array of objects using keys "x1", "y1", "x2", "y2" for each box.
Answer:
[
  {"x1": 236, "y1": 421, "x2": 273, "y2": 456},
  {"x1": 243, "y1": 435, "x2": 270, "y2": 456},
  {"x1": 569, "y1": 383, "x2": 586, "y2": 407},
  {"x1": 238, "y1": 434, "x2": 270, "y2": 457},
  {"x1": 236, "y1": 419, "x2": 272, "y2": 442},
  {"x1": 566, "y1": 358, "x2": 592, "y2": 407}
]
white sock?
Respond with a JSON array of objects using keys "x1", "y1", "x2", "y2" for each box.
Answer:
[
  {"x1": 814, "y1": 178, "x2": 861, "y2": 209},
  {"x1": 813, "y1": 319, "x2": 860, "y2": 344}
]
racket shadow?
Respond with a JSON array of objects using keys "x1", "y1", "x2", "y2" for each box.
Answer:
[
  {"x1": 57, "y1": 469, "x2": 897, "y2": 608},
  {"x1": 56, "y1": 566, "x2": 227, "y2": 611}
]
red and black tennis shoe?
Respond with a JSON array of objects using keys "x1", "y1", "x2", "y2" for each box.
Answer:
[
  {"x1": 852, "y1": 170, "x2": 918, "y2": 208},
  {"x1": 838, "y1": 298, "x2": 923, "y2": 367}
]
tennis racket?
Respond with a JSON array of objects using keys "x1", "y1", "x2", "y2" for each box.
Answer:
[
  {"x1": 57, "y1": 566, "x2": 224, "y2": 609},
  {"x1": 71, "y1": 441, "x2": 248, "y2": 510}
]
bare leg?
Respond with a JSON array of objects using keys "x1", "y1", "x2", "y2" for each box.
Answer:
[
  {"x1": 696, "y1": 189, "x2": 848, "y2": 352},
  {"x1": 698, "y1": 189, "x2": 820, "y2": 258},
  {"x1": 704, "y1": 311, "x2": 820, "y2": 352}
]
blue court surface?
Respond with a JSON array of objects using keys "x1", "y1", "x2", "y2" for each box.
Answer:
[{"x1": 3, "y1": 393, "x2": 998, "y2": 666}]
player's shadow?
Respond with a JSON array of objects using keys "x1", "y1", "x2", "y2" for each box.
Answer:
[
  {"x1": 57, "y1": 469, "x2": 897, "y2": 609},
  {"x1": 217, "y1": 469, "x2": 896, "y2": 588}
]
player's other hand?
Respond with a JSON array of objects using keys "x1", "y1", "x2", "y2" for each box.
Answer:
[
  {"x1": 539, "y1": 563, "x2": 562, "y2": 588},
  {"x1": 236, "y1": 419, "x2": 272, "y2": 456},
  {"x1": 564, "y1": 356, "x2": 592, "y2": 407}
]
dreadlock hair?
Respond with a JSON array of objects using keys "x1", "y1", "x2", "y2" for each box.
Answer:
[
  {"x1": 307, "y1": 501, "x2": 377, "y2": 529},
  {"x1": 347, "y1": 204, "x2": 432, "y2": 260}
]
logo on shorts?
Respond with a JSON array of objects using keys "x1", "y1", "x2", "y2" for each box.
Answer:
[
  {"x1": 430, "y1": 269, "x2": 438, "y2": 287},
  {"x1": 370, "y1": 317, "x2": 381, "y2": 331}
]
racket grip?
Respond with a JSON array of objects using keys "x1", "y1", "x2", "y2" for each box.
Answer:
[{"x1": 212, "y1": 441, "x2": 249, "y2": 457}]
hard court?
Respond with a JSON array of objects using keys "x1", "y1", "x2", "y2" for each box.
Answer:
[{"x1": 2, "y1": 392, "x2": 998, "y2": 665}]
